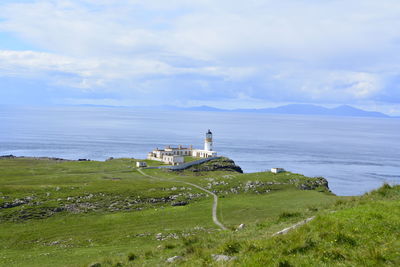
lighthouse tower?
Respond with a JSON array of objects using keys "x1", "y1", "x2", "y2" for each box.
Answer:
[{"x1": 204, "y1": 129, "x2": 213, "y2": 151}]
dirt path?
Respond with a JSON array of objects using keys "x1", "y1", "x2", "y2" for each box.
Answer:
[
  {"x1": 137, "y1": 168, "x2": 227, "y2": 230},
  {"x1": 272, "y1": 216, "x2": 315, "y2": 236}
]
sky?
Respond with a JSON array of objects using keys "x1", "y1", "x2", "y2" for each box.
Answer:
[{"x1": 0, "y1": 0, "x2": 400, "y2": 114}]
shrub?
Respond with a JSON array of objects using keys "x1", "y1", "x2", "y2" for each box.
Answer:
[
  {"x1": 334, "y1": 199, "x2": 346, "y2": 207},
  {"x1": 127, "y1": 253, "x2": 137, "y2": 261},
  {"x1": 287, "y1": 238, "x2": 315, "y2": 254},
  {"x1": 164, "y1": 243, "x2": 176, "y2": 249},
  {"x1": 278, "y1": 260, "x2": 293, "y2": 267},
  {"x1": 182, "y1": 236, "x2": 198, "y2": 246},
  {"x1": 369, "y1": 247, "x2": 387, "y2": 263},
  {"x1": 322, "y1": 249, "x2": 345, "y2": 261},
  {"x1": 256, "y1": 222, "x2": 266, "y2": 229},
  {"x1": 376, "y1": 183, "x2": 392, "y2": 197},
  {"x1": 307, "y1": 206, "x2": 318, "y2": 212},
  {"x1": 335, "y1": 233, "x2": 357, "y2": 247},
  {"x1": 144, "y1": 250, "x2": 153, "y2": 259},
  {"x1": 185, "y1": 245, "x2": 194, "y2": 254},
  {"x1": 278, "y1": 211, "x2": 301, "y2": 220},
  {"x1": 246, "y1": 243, "x2": 262, "y2": 252},
  {"x1": 222, "y1": 240, "x2": 241, "y2": 255}
]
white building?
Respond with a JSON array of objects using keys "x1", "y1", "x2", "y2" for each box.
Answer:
[
  {"x1": 147, "y1": 130, "x2": 217, "y2": 165},
  {"x1": 271, "y1": 168, "x2": 285, "y2": 174},
  {"x1": 136, "y1": 161, "x2": 147, "y2": 167}
]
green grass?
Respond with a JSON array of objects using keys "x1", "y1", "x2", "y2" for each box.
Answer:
[
  {"x1": 0, "y1": 158, "x2": 208, "y2": 222},
  {"x1": 82, "y1": 185, "x2": 400, "y2": 267},
  {"x1": 218, "y1": 190, "x2": 338, "y2": 226},
  {"x1": 183, "y1": 156, "x2": 201, "y2": 163},
  {"x1": 237, "y1": 185, "x2": 400, "y2": 266},
  {"x1": 1, "y1": 157, "x2": 397, "y2": 266},
  {"x1": 0, "y1": 199, "x2": 215, "y2": 266}
]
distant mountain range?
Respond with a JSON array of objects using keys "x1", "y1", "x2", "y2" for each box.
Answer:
[
  {"x1": 75, "y1": 103, "x2": 394, "y2": 118},
  {"x1": 161, "y1": 104, "x2": 392, "y2": 118}
]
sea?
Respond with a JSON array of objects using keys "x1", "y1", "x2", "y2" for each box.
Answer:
[{"x1": 1, "y1": 106, "x2": 399, "y2": 196}]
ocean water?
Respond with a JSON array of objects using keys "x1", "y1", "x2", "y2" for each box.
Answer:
[{"x1": 1, "y1": 106, "x2": 399, "y2": 196}]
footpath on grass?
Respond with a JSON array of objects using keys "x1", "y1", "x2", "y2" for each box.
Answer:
[
  {"x1": 272, "y1": 216, "x2": 316, "y2": 236},
  {"x1": 137, "y1": 168, "x2": 228, "y2": 231}
]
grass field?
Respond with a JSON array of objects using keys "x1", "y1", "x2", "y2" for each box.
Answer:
[
  {"x1": 183, "y1": 156, "x2": 201, "y2": 163},
  {"x1": 0, "y1": 199, "x2": 215, "y2": 266},
  {"x1": 218, "y1": 190, "x2": 337, "y2": 226},
  {"x1": 0, "y1": 157, "x2": 397, "y2": 266},
  {"x1": 238, "y1": 184, "x2": 400, "y2": 266}
]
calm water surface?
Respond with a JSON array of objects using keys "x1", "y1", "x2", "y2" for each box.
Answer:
[{"x1": 1, "y1": 106, "x2": 399, "y2": 196}]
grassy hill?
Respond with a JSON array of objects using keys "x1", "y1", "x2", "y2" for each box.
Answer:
[{"x1": 0, "y1": 157, "x2": 398, "y2": 266}]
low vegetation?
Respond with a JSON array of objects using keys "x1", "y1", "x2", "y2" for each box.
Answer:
[
  {"x1": 183, "y1": 156, "x2": 201, "y2": 163},
  {"x1": 0, "y1": 157, "x2": 398, "y2": 266}
]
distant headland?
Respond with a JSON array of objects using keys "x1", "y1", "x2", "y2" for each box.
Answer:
[{"x1": 75, "y1": 104, "x2": 396, "y2": 118}]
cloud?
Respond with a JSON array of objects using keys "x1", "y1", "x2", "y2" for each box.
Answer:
[
  {"x1": 0, "y1": 0, "x2": 400, "y2": 111},
  {"x1": 0, "y1": 49, "x2": 253, "y2": 88}
]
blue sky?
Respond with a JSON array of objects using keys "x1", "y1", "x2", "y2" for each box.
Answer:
[{"x1": 0, "y1": 0, "x2": 400, "y2": 114}]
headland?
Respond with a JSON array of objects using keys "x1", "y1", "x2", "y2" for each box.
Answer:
[{"x1": 0, "y1": 155, "x2": 398, "y2": 266}]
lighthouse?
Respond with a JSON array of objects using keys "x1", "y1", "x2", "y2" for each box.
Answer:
[
  {"x1": 147, "y1": 130, "x2": 217, "y2": 163},
  {"x1": 204, "y1": 129, "x2": 213, "y2": 151}
]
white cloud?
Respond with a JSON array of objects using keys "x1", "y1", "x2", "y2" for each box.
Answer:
[
  {"x1": 0, "y1": 49, "x2": 251, "y2": 90},
  {"x1": 0, "y1": 50, "x2": 93, "y2": 74},
  {"x1": 0, "y1": 50, "x2": 173, "y2": 88},
  {"x1": 0, "y1": 0, "x2": 400, "y2": 109},
  {"x1": 342, "y1": 72, "x2": 382, "y2": 99}
]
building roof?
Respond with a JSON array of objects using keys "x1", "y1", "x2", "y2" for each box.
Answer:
[{"x1": 165, "y1": 147, "x2": 191, "y2": 150}]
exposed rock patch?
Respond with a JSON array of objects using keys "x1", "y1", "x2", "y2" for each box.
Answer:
[
  {"x1": 272, "y1": 216, "x2": 315, "y2": 236},
  {"x1": 0, "y1": 196, "x2": 35, "y2": 209},
  {"x1": 297, "y1": 177, "x2": 330, "y2": 191},
  {"x1": 166, "y1": 256, "x2": 183, "y2": 263},
  {"x1": 171, "y1": 201, "x2": 188, "y2": 206},
  {"x1": 236, "y1": 224, "x2": 245, "y2": 231},
  {"x1": 212, "y1": 254, "x2": 237, "y2": 262},
  {"x1": 0, "y1": 191, "x2": 207, "y2": 222}
]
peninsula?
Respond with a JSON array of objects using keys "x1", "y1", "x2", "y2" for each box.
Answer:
[{"x1": 0, "y1": 154, "x2": 398, "y2": 266}]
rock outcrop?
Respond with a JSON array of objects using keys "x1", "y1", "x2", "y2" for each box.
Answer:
[
  {"x1": 298, "y1": 177, "x2": 330, "y2": 191},
  {"x1": 212, "y1": 254, "x2": 237, "y2": 262},
  {"x1": 186, "y1": 157, "x2": 243, "y2": 173},
  {"x1": 166, "y1": 256, "x2": 183, "y2": 263}
]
